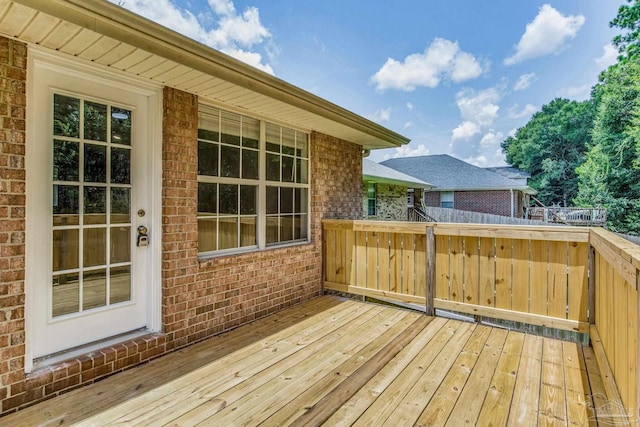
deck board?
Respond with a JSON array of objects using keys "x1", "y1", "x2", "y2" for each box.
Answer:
[{"x1": 0, "y1": 295, "x2": 621, "y2": 427}]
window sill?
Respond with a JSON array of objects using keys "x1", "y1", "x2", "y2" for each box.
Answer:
[{"x1": 197, "y1": 240, "x2": 313, "y2": 265}]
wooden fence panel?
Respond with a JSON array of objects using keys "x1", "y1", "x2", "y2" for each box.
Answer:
[
  {"x1": 464, "y1": 237, "x2": 480, "y2": 305},
  {"x1": 355, "y1": 231, "x2": 367, "y2": 288},
  {"x1": 450, "y1": 236, "x2": 464, "y2": 302},
  {"x1": 366, "y1": 232, "x2": 378, "y2": 290},
  {"x1": 435, "y1": 235, "x2": 449, "y2": 300},
  {"x1": 529, "y1": 240, "x2": 548, "y2": 316},
  {"x1": 567, "y1": 242, "x2": 588, "y2": 322},
  {"x1": 415, "y1": 234, "x2": 427, "y2": 298},
  {"x1": 512, "y1": 240, "x2": 530, "y2": 313},
  {"x1": 495, "y1": 238, "x2": 512, "y2": 310},
  {"x1": 402, "y1": 234, "x2": 415, "y2": 296},
  {"x1": 479, "y1": 237, "x2": 495, "y2": 307},
  {"x1": 548, "y1": 241, "x2": 568, "y2": 319}
]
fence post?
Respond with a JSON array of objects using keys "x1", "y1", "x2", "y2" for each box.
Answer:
[
  {"x1": 426, "y1": 225, "x2": 435, "y2": 316},
  {"x1": 588, "y1": 243, "x2": 595, "y2": 325}
]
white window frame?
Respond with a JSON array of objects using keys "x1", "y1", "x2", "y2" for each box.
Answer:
[
  {"x1": 440, "y1": 191, "x2": 454, "y2": 209},
  {"x1": 197, "y1": 105, "x2": 311, "y2": 258}
]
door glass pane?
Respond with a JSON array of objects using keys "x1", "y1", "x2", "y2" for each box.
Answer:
[
  {"x1": 53, "y1": 185, "x2": 79, "y2": 226},
  {"x1": 52, "y1": 273, "x2": 79, "y2": 317},
  {"x1": 53, "y1": 94, "x2": 80, "y2": 138},
  {"x1": 111, "y1": 148, "x2": 131, "y2": 184},
  {"x1": 111, "y1": 226, "x2": 131, "y2": 264},
  {"x1": 84, "y1": 101, "x2": 107, "y2": 142},
  {"x1": 53, "y1": 229, "x2": 79, "y2": 271},
  {"x1": 53, "y1": 140, "x2": 79, "y2": 182},
  {"x1": 84, "y1": 187, "x2": 106, "y2": 225},
  {"x1": 111, "y1": 107, "x2": 131, "y2": 145},
  {"x1": 84, "y1": 228, "x2": 106, "y2": 267},
  {"x1": 110, "y1": 266, "x2": 131, "y2": 304},
  {"x1": 111, "y1": 188, "x2": 130, "y2": 223},
  {"x1": 83, "y1": 269, "x2": 107, "y2": 310},
  {"x1": 84, "y1": 144, "x2": 107, "y2": 183}
]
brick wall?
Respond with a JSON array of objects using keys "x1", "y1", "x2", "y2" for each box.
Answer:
[
  {"x1": 0, "y1": 80, "x2": 363, "y2": 413},
  {"x1": 422, "y1": 190, "x2": 524, "y2": 218},
  {"x1": 0, "y1": 38, "x2": 27, "y2": 412}
]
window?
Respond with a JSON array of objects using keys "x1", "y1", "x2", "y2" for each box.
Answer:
[
  {"x1": 197, "y1": 106, "x2": 309, "y2": 255},
  {"x1": 367, "y1": 183, "x2": 376, "y2": 216},
  {"x1": 440, "y1": 191, "x2": 454, "y2": 209},
  {"x1": 407, "y1": 189, "x2": 414, "y2": 208}
]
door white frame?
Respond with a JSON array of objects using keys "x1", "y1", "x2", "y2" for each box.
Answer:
[{"x1": 24, "y1": 48, "x2": 163, "y2": 372}]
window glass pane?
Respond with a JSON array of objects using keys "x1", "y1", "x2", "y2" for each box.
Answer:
[
  {"x1": 242, "y1": 116, "x2": 259, "y2": 149},
  {"x1": 220, "y1": 145, "x2": 240, "y2": 178},
  {"x1": 219, "y1": 184, "x2": 238, "y2": 214},
  {"x1": 295, "y1": 188, "x2": 308, "y2": 213},
  {"x1": 266, "y1": 153, "x2": 280, "y2": 181},
  {"x1": 221, "y1": 111, "x2": 240, "y2": 146},
  {"x1": 198, "y1": 183, "x2": 217, "y2": 214},
  {"x1": 240, "y1": 217, "x2": 256, "y2": 247},
  {"x1": 53, "y1": 185, "x2": 79, "y2": 226},
  {"x1": 111, "y1": 188, "x2": 130, "y2": 223},
  {"x1": 84, "y1": 228, "x2": 106, "y2": 267},
  {"x1": 266, "y1": 123, "x2": 280, "y2": 152},
  {"x1": 110, "y1": 266, "x2": 131, "y2": 304},
  {"x1": 240, "y1": 185, "x2": 257, "y2": 215},
  {"x1": 281, "y1": 187, "x2": 294, "y2": 214},
  {"x1": 198, "y1": 218, "x2": 217, "y2": 252},
  {"x1": 111, "y1": 226, "x2": 131, "y2": 264},
  {"x1": 53, "y1": 140, "x2": 79, "y2": 182},
  {"x1": 53, "y1": 94, "x2": 79, "y2": 138},
  {"x1": 199, "y1": 108, "x2": 220, "y2": 140},
  {"x1": 266, "y1": 186, "x2": 279, "y2": 214},
  {"x1": 266, "y1": 217, "x2": 278, "y2": 244},
  {"x1": 84, "y1": 186, "x2": 106, "y2": 225},
  {"x1": 111, "y1": 107, "x2": 131, "y2": 145},
  {"x1": 368, "y1": 199, "x2": 376, "y2": 216},
  {"x1": 52, "y1": 229, "x2": 79, "y2": 271},
  {"x1": 297, "y1": 133, "x2": 309, "y2": 158},
  {"x1": 242, "y1": 149, "x2": 259, "y2": 180},
  {"x1": 218, "y1": 217, "x2": 238, "y2": 250},
  {"x1": 111, "y1": 147, "x2": 131, "y2": 184},
  {"x1": 295, "y1": 214, "x2": 308, "y2": 240},
  {"x1": 296, "y1": 159, "x2": 308, "y2": 184},
  {"x1": 52, "y1": 273, "x2": 80, "y2": 317},
  {"x1": 282, "y1": 128, "x2": 296, "y2": 155},
  {"x1": 83, "y1": 269, "x2": 107, "y2": 310},
  {"x1": 84, "y1": 101, "x2": 107, "y2": 142},
  {"x1": 198, "y1": 128, "x2": 219, "y2": 142},
  {"x1": 84, "y1": 144, "x2": 107, "y2": 183},
  {"x1": 280, "y1": 215, "x2": 294, "y2": 242},
  {"x1": 282, "y1": 156, "x2": 294, "y2": 183},
  {"x1": 198, "y1": 141, "x2": 219, "y2": 176}
]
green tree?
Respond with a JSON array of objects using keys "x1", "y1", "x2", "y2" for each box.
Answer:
[
  {"x1": 502, "y1": 98, "x2": 594, "y2": 206},
  {"x1": 611, "y1": 0, "x2": 640, "y2": 59},
  {"x1": 575, "y1": 58, "x2": 640, "y2": 233}
]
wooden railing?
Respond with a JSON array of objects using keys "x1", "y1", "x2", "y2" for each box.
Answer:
[
  {"x1": 589, "y1": 227, "x2": 640, "y2": 422},
  {"x1": 323, "y1": 219, "x2": 640, "y2": 422}
]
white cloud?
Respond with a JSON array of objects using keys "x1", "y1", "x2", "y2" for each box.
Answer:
[
  {"x1": 514, "y1": 73, "x2": 537, "y2": 91},
  {"x1": 504, "y1": 4, "x2": 585, "y2": 65},
  {"x1": 508, "y1": 128, "x2": 518, "y2": 138},
  {"x1": 368, "y1": 108, "x2": 391, "y2": 122},
  {"x1": 452, "y1": 121, "x2": 481, "y2": 140},
  {"x1": 404, "y1": 121, "x2": 413, "y2": 129},
  {"x1": 406, "y1": 102, "x2": 414, "y2": 111},
  {"x1": 371, "y1": 38, "x2": 484, "y2": 91},
  {"x1": 384, "y1": 144, "x2": 431, "y2": 160},
  {"x1": 456, "y1": 87, "x2": 501, "y2": 126},
  {"x1": 557, "y1": 84, "x2": 591, "y2": 101},
  {"x1": 596, "y1": 43, "x2": 618, "y2": 69},
  {"x1": 110, "y1": 0, "x2": 275, "y2": 73},
  {"x1": 508, "y1": 103, "x2": 537, "y2": 119},
  {"x1": 465, "y1": 149, "x2": 507, "y2": 167},
  {"x1": 480, "y1": 130, "x2": 504, "y2": 147}
]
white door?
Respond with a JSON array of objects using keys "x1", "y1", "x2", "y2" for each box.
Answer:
[{"x1": 27, "y1": 55, "x2": 160, "y2": 360}]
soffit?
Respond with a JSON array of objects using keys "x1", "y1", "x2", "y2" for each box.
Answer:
[{"x1": 0, "y1": 0, "x2": 409, "y2": 150}]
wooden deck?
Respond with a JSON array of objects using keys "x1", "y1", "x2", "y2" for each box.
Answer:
[{"x1": 0, "y1": 296, "x2": 620, "y2": 426}]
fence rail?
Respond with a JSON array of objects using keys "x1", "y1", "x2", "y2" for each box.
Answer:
[{"x1": 323, "y1": 219, "x2": 640, "y2": 421}]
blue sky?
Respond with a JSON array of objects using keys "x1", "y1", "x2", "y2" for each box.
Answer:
[{"x1": 111, "y1": 0, "x2": 622, "y2": 166}]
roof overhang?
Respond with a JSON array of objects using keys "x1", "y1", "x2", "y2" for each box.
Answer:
[
  {"x1": 429, "y1": 187, "x2": 537, "y2": 194},
  {"x1": 0, "y1": 0, "x2": 410, "y2": 150},
  {"x1": 363, "y1": 174, "x2": 433, "y2": 189}
]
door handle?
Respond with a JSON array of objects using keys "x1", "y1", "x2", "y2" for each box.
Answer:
[{"x1": 137, "y1": 225, "x2": 149, "y2": 247}]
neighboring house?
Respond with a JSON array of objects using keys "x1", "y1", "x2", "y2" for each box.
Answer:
[
  {"x1": 0, "y1": 0, "x2": 409, "y2": 413},
  {"x1": 484, "y1": 166, "x2": 531, "y2": 186},
  {"x1": 381, "y1": 155, "x2": 536, "y2": 218},
  {"x1": 362, "y1": 159, "x2": 432, "y2": 220}
]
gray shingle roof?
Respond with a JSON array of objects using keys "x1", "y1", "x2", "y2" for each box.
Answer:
[
  {"x1": 484, "y1": 166, "x2": 531, "y2": 180},
  {"x1": 363, "y1": 158, "x2": 433, "y2": 188},
  {"x1": 380, "y1": 155, "x2": 534, "y2": 192}
]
